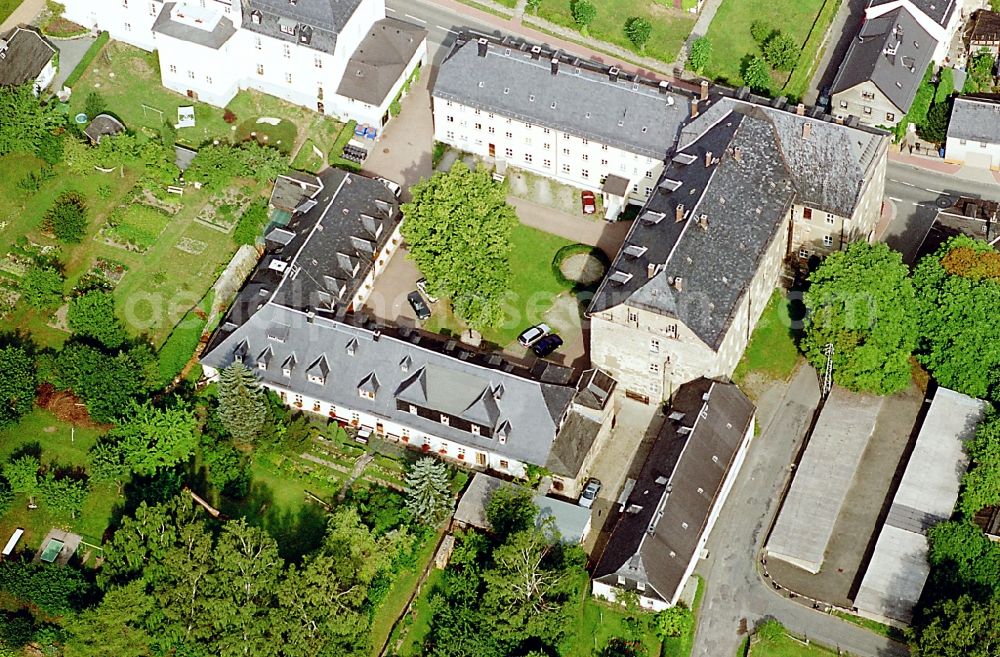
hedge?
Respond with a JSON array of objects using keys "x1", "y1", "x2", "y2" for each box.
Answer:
[
  {"x1": 64, "y1": 31, "x2": 109, "y2": 88},
  {"x1": 550, "y1": 243, "x2": 610, "y2": 289}
]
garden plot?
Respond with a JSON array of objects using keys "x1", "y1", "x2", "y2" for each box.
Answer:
[
  {"x1": 101, "y1": 203, "x2": 173, "y2": 251},
  {"x1": 80, "y1": 257, "x2": 129, "y2": 289},
  {"x1": 194, "y1": 186, "x2": 254, "y2": 233},
  {"x1": 175, "y1": 236, "x2": 208, "y2": 255}
]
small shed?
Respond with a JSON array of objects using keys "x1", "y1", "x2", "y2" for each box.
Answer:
[
  {"x1": 174, "y1": 144, "x2": 198, "y2": 172},
  {"x1": 83, "y1": 113, "x2": 126, "y2": 145}
]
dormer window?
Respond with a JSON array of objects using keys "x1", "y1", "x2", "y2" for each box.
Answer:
[
  {"x1": 471, "y1": 424, "x2": 480, "y2": 436},
  {"x1": 250, "y1": 9, "x2": 261, "y2": 24},
  {"x1": 409, "y1": 404, "x2": 418, "y2": 414},
  {"x1": 299, "y1": 25, "x2": 312, "y2": 44},
  {"x1": 308, "y1": 373, "x2": 325, "y2": 385},
  {"x1": 440, "y1": 414, "x2": 450, "y2": 426},
  {"x1": 279, "y1": 18, "x2": 297, "y2": 35}
]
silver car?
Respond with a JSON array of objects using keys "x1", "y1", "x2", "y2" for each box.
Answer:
[
  {"x1": 517, "y1": 323, "x2": 551, "y2": 347},
  {"x1": 579, "y1": 478, "x2": 601, "y2": 508}
]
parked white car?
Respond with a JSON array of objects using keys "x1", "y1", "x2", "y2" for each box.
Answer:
[
  {"x1": 517, "y1": 323, "x2": 551, "y2": 347},
  {"x1": 579, "y1": 478, "x2": 602, "y2": 509}
]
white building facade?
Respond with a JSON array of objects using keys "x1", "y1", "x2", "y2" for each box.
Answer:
[{"x1": 61, "y1": 0, "x2": 425, "y2": 127}]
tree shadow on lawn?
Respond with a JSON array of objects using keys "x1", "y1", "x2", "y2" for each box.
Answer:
[{"x1": 219, "y1": 479, "x2": 327, "y2": 563}]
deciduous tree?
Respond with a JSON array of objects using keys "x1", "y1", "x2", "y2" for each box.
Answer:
[
  {"x1": 624, "y1": 17, "x2": 652, "y2": 52},
  {"x1": 4, "y1": 455, "x2": 40, "y2": 503},
  {"x1": 687, "y1": 37, "x2": 712, "y2": 73},
  {"x1": 50, "y1": 341, "x2": 157, "y2": 423},
  {"x1": 741, "y1": 55, "x2": 771, "y2": 94},
  {"x1": 69, "y1": 289, "x2": 126, "y2": 348},
  {"x1": 801, "y1": 241, "x2": 918, "y2": 395},
  {"x1": 110, "y1": 400, "x2": 199, "y2": 476},
  {"x1": 64, "y1": 581, "x2": 154, "y2": 657},
  {"x1": 19, "y1": 266, "x2": 64, "y2": 309},
  {"x1": 571, "y1": 0, "x2": 597, "y2": 35},
  {"x1": 0, "y1": 84, "x2": 63, "y2": 159},
  {"x1": 216, "y1": 362, "x2": 267, "y2": 443},
  {"x1": 654, "y1": 604, "x2": 694, "y2": 639},
  {"x1": 763, "y1": 33, "x2": 798, "y2": 72},
  {"x1": 0, "y1": 345, "x2": 36, "y2": 428},
  {"x1": 486, "y1": 485, "x2": 537, "y2": 538},
  {"x1": 750, "y1": 20, "x2": 775, "y2": 44},
  {"x1": 912, "y1": 594, "x2": 1000, "y2": 657},
  {"x1": 401, "y1": 163, "x2": 517, "y2": 328},
  {"x1": 404, "y1": 457, "x2": 452, "y2": 525}
]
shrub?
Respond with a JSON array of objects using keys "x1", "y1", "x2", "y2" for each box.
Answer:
[
  {"x1": 688, "y1": 37, "x2": 711, "y2": 73},
  {"x1": 750, "y1": 20, "x2": 775, "y2": 44},
  {"x1": 232, "y1": 200, "x2": 269, "y2": 246},
  {"x1": 223, "y1": 109, "x2": 237, "y2": 124},
  {"x1": 84, "y1": 92, "x2": 106, "y2": 119},
  {"x1": 19, "y1": 266, "x2": 64, "y2": 309},
  {"x1": 44, "y1": 192, "x2": 88, "y2": 243},
  {"x1": 763, "y1": 33, "x2": 799, "y2": 72},
  {"x1": 741, "y1": 56, "x2": 771, "y2": 94},
  {"x1": 624, "y1": 17, "x2": 652, "y2": 52},
  {"x1": 571, "y1": 0, "x2": 597, "y2": 33}
]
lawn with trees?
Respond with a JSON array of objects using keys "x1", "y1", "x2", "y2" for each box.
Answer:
[{"x1": 534, "y1": 0, "x2": 695, "y2": 65}]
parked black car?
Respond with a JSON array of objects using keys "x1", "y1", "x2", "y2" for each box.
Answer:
[
  {"x1": 531, "y1": 334, "x2": 563, "y2": 358},
  {"x1": 407, "y1": 291, "x2": 431, "y2": 320}
]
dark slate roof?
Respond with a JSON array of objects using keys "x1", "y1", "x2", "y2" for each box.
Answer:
[
  {"x1": 433, "y1": 34, "x2": 690, "y2": 158},
  {"x1": 201, "y1": 303, "x2": 578, "y2": 467},
  {"x1": 0, "y1": 26, "x2": 56, "y2": 87},
  {"x1": 336, "y1": 18, "x2": 426, "y2": 106},
  {"x1": 681, "y1": 97, "x2": 886, "y2": 217},
  {"x1": 870, "y1": 0, "x2": 957, "y2": 28},
  {"x1": 830, "y1": 7, "x2": 934, "y2": 112},
  {"x1": 969, "y1": 9, "x2": 1000, "y2": 43},
  {"x1": 546, "y1": 410, "x2": 602, "y2": 478},
  {"x1": 590, "y1": 109, "x2": 796, "y2": 349},
  {"x1": 593, "y1": 379, "x2": 755, "y2": 604},
  {"x1": 574, "y1": 368, "x2": 617, "y2": 411},
  {"x1": 151, "y1": 3, "x2": 237, "y2": 49},
  {"x1": 947, "y1": 96, "x2": 1000, "y2": 143},
  {"x1": 240, "y1": 0, "x2": 363, "y2": 55},
  {"x1": 269, "y1": 171, "x2": 323, "y2": 212},
  {"x1": 205, "y1": 168, "x2": 400, "y2": 341},
  {"x1": 84, "y1": 114, "x2": 126, "y2": 144}
]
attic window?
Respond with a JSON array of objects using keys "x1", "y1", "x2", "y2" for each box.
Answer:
[
  {"x1": 478, "y1": 81, "x2": 484, "y2": 87},
  {"x1": 641, "y1": 126, "x2": 648, "y2": 133},
  {"x1": 585, "y1": 111, "x2": 591, "y2": 118},
  {"x1": 550, "y1": 102, "x2": 557, "y2": 109},
  {"x1": 617, "y1": 120, "x2": 624, "y2": 127},
  {"x1": 529, "y1": 94, "x2": 535, "y2": 102},
  {"x1": 609, "y1": 270, "x2": 633, "y2": 285},
  {"x1": 250, "y1": 9, "x2": 261, "y2": 23},
  {"x1": 681, "y1": 522, "x2": 689, "y2": 529},
  {"x1": 654, "y1": 476, "x2": 668, "y2": 485},
  {"x1": 279, "y1": 20, "x2": 296, "y2": 35},
  {"x1": 503, "y1": 87, "x2": 510, "y2": 94},
  {"x1": 623, "y1": 244, "x2": 647, "y2": 258},
  {"x1": 626, "y1": 504, "x2": 643, "y2": 514}
]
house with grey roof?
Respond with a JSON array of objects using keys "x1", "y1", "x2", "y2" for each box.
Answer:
[
  {"x1": 59, "y1": 0, "x2": 426, "y2": 129},
  {"x1": 588, "y1": 93, "x2": 888, "y2": 403},
  {"x1": 831, "y1": 7, "x2": 936, "y2": 127},
  {"x1": 945, "y1": 95, "x2": 1000, "y2": 169},
  {"x1": 202, "y1": 168, "x2": 618, "y2": 497},
  {"x1": 432, "y1": 34, "x2": 692, "y2": 220},
  {"x1": 0, "y1": 26, "x2": 57, "y2": 93},
  {"x1": 592, "y1": 379, "x2": 755, "y2": 611}
]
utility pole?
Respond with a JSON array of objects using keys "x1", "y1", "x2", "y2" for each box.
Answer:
[{"x1": 823, "y1": 343, "x2": 834, "y2": 398}]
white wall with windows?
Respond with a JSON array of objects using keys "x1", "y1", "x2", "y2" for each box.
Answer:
[{"x1": 432, "y1": 97, "x2": 664, "y2": 207}]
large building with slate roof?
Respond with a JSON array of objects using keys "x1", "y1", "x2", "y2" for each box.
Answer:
[
  {"x1": 831, "y1": 0, "x2": 969, "y2": 126},
  {"x1": 592, "y1": 379, "x2": 755, "y2": 610},
  {"x1": 944, "y1": 95, "x2": 1000, "y2": 169},
  {"x1": 432, "y1": 34, "x2": 693, "y2": 220},
  {"x1": 202, "y1": 170, "x2": 618, "y2": 497},
  {"x1": 61, "y1": 0, "x2": 425, "y2": 129},
  {"x1": 0, "y1": 26, "x2": 57, "y2": 93},
  {"x1": 588, "y1": 94, "x2": 887, "y2": 402}
]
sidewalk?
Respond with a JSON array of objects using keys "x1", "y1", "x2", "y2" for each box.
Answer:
[
  {"x1": 889, "y1": 148, "x2": 1000, "y2": 185},
  {"x1": 0, "y1": 0, "x2": 44, "y2": 31},
  {"x1": 422, "y1": 0, "x2": 696, "y2": 85}
]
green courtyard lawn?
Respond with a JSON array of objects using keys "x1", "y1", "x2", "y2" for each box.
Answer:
[
  {"x1": 562, "y1": 594, "x2": 662, "y2": 657},
  {"x1": 424, "y1": 223, "x2": 577, "y2": 347},
  {"x1": 748, "y1": 634, "x2": 839, "y2": 657},
  {"x1": 534, "y1": 0, "x2": 695, "y2": 65},
  {"x1": 67, "y1": 40, "x2": 345, "y2": 155},
  {"x1": 702, "y1": 0, "x2": 829, "y2": 93},
  {"x1": 733, "y1": 290, "x2": 802, "y2": 386},
  {"x1": 0, "y1": 409, "x2": 116, "y2": 550},
  {"x1": 0, "y1": 0, "x2": 22, "y2": 24}
]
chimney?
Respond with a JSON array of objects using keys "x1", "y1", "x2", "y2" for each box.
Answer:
[
  {"x1": 698, "y1": 214, "x2": 709, "y2": 230},
  {"x1": 477, "y1": 38, "x2": 488, "y2": 57},
  {"x1": 608, "y1": 66, "x2": 620, "y2": 82},
  {"x1": 373, "y1": 329, "x2": 381, "y2": 342},
  {"x1": 700, "y1": 80, "x2": 709, "y2": 100},
  {"x1": 658, "y1": 80, "x2": 670, "y2": 94},
  {"x1": 733, "y1": 146, "x2": 742, "y2": 162},
  {"x1": 704, "y1": 150, "x2": 713, "y2": 167},
  {"x1": 675, "y1": 203, "x2": 685, "y2": 222},
  {"x1": 690, "y1": 98, "x2": 699, "y2": 118},
  {"x1": 673, "y1": 276, "x2": 684, "y2": 292},
  {"x1": 530, "y1": 45, "x2": 541, "y2": 60},
  {"x1": 307, "y1": 311, "x2": 315, "y2": 324},
  {"x1": 550, "y1": 57, "x2": 559, "y2": 75},
  {"x1": 802, "y1": 122, "x2": 811, "y2": 139},
  {"x1": 796, "y1": 103, "x2": 805, "y2": 116},
  {"x1": 834, "y1": 115, "x2": 844, "y2": 125},
  {"x1": 647, "y1": 263, "x2": 657, "y2": 279}
]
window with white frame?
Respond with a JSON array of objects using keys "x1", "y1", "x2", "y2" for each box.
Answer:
[
  {"x1": 169, "y1": 64, "x2": 177, "y2": 74},
  {"x1": 474, "y1": 122, "x2": 482, "y2": 130},
  {"x1": 488, "y1": 126, "x2": 495, "y2": 134},
  {"x1": 446, "y1": 115, "x2": 454, "y2": 122},
  {"x1": 280, "y1": 22, "x2": 295, "y2": 35},
  {"x1": 581, "y1": 169, "x2": 589, "y2": 178},
  {"x1": 562, "y1": 164, "x2": 570, "y2": 173},
  {"x1": 409, "y1": 404, "x2": 418, "y2": 414},
  {"x1": 285, "y1": 72, "x2": 292, "y2": 84},
  {"x1": 524, "y1": 153, "x2": 533, "y2": 163},
  {"x1": 562, "y1": 148, "x2": 570, "y2": 156},
  {"x1": 446, "y1": 131, "x2": 454, "y2": 140},
  {"x1": 471, "y1": 424, "x2": 480, "y2": 435},
  {"x1": 257, "y1": 64, "x2": 264, "y2": 75},
  {"x1": 187, "y1": 70, "x2": 195, "y2": 80},
  {"x1": 505, "y1": 131, "x2": 512, "y2": 138},
  {"x1": 649, "y1": 362, "x2": 659, "y2": 373},
  {"x1": 499, "y1": 459, "x2": 509, "y2": 469},
  {"x1": 314, "y1": 55, "x2": 322, "y2": 68},
  {"x1": 440, "y1": 414, "x2": 450, "y2": 426},
  {"x1": 799, "y1": 248, "x2": 809, "y2": 258},
  {"x1": 582, "y1": 153, "x2": 589, "y2": 161},
  {"x1": 543, "y1": 159, "x2": 551, "y2": 167},
  {"x1": 293, "y1": 394, "x2": 303, "y2": 405},
  {"x1": 650, "y1": 338, "x2": 659, "y2": 353},
  {"x1": 627, "y1": 309, "x2": 638, "y2": 324},
  {"x1": 283, "y1": 44, "x2": 291, "y2": 58},
  {"x1": 823, "y1": 235, "x2": 833, "y2": 246},
  {"x1": 255, "y1": 36, "x2": 262, "y2": 50},
  {"x1": 505, "y1": 147, "x2": 513, "y2": 157}
]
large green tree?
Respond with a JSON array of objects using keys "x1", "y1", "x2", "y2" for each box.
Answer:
[
  {"x1": 801, "y1": 241, "x2": 918, "y2": 394},
  {"x1": 687, "y1": 37, "x2": 712, "y2": 74},
  {"x1": 741, "y1": 55, "x2": 771, "y2": 94},
  {"x1": 912, "y1": 594, "x2": 1000, "y2": 657},
  {"x1": 0, "y1": 345, "x2": 36, "y2": 428},
  {"x1": 69, "y1": 289, "x2": 126, "y2": 348},
  {"x1": 64, "y1": 581, "x2": 154, "y2": 657},
  {"x1": 763, "y1": 33, "x2": 799, "y2": 72},
  {"x1": 913, "y1": 236, "x2": 1000, "y2": 399},
  {"x1": 44, "y1": 192, "x2": 88, "y2": 243},
  {"x1": 624, "y1": 17, "x2": 652, "y2": 52},
  {"x1": 109, "y1": 400, "x2": 199, "y2": 476},
  {"x1": 571, "y1": 0, "x2": 597, "y2": 35},
  {"x1": 50, "y1": 341, "x2": 157, "y2": 422},
  {"x1": 3, "y1": 455, "x2": 40, "y2": 503},
  {"x1": 959, "y1": 411, "x2": 1000, "y2": 517},
  {"x1": 19, "y1": 266, "x2": 64, "y2": 309},
  {"x1": 216, "y1": 362, "x2": 268, "y2": 443},
  {"x1": 401, "y1": 163, "x2": 517, "y2": 328},
  {"x1": 0, "y1": 84, "x2": 63, "y2": 159},
  {"x1": 403, "y1": 457, "x2": 452, "y2": 525},
  {"x1": 486, "y1": 485, "x2": 537, "y2": 538}
]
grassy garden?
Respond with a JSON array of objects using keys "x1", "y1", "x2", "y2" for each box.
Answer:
[
  {"x1": 0, "y1": 0, "x2": 22, "y2": 24},
  {"x1": 533, "y1": 0, "x2": 695, "y2": 65},
  {"x1": 701, "y1": 0, "x2": 836, "y2": 98},
  {"x1": 733, "y1": 290, "x2": 802, "y2": 386},
  {"x1": 424, "y1": 223, "x2": 578, "y2": 347}
]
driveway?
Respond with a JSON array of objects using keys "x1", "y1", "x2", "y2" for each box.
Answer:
[
  {"x1": 53, "y1": 34, "x2": 97, "y2": 90},
  {"x1": 361, "y1": 245, "x2": 424, "y2": 326}
]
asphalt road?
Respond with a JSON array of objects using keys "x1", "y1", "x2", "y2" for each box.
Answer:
[
  {"x1": 883, "y1": 160, "x2": 1000, "y2": 263},
  {"x1": 385, "y1": 0, "x2": 497, "y2": 62}
]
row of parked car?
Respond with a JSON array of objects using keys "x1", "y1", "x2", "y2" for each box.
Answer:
[{"x1": 517, "y1": 323, "x2": 563, "y2": 357}]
